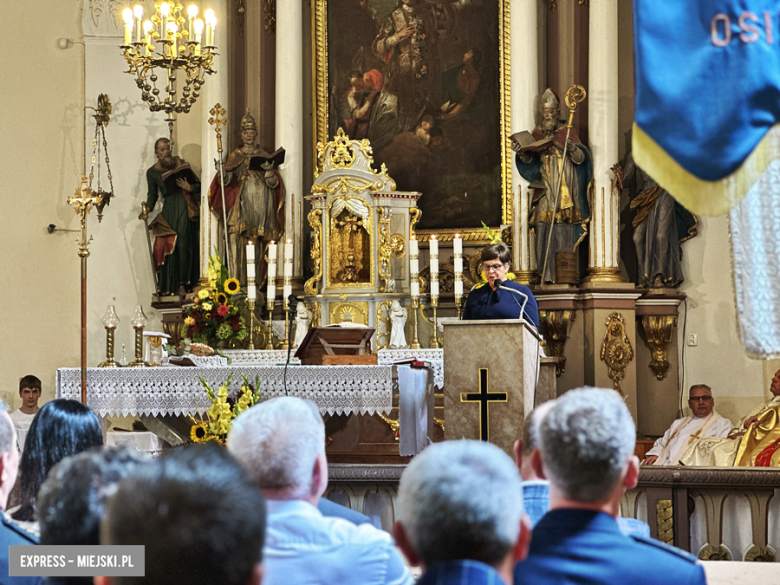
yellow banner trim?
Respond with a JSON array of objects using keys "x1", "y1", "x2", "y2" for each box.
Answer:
[{"x1": 632, "y1": 123, "x2": 780, "y2": 217}]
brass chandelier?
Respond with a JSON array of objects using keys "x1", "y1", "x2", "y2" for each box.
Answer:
[{"x1": 121, "y1": 3, "x2": 218, "y2": 128}]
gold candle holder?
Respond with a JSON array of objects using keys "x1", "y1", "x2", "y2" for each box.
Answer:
[
  {"x1": 429, "y1": 295, "x2": 441, "y2": 348},
  {"x1": 410, "y1": 296, "x2": 421, "y2": 350},
  {"x1": 128, "y1": 305, "x2": 149, "y2": 367},
  {"x1": 266, "y1": 297, "x2": 275, "y2": 350},
  {"x1": 281, "y1": 298, "x2": 291, "y2": 351},
  {"x1": 98, "y1": 305, "x2": 120, "y2": 367},
  {"x1": 456, "y1": 295, "x2": 464, "y2": 320}
]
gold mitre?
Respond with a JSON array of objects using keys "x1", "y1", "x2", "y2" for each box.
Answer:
[
  {"x1": 541, "y1": 88, "x2": 559, "y2": 111},
  {"x1": 241, "y1": 109, "x2": 257, "y2": 131}
]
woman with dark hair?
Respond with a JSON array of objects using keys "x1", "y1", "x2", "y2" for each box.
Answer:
[
  {"x1": 463, "y1": 243, "x2": 540, "y2": 330},
  {"x1": 9, "y1": 399, "x2": 103, "y2": 523}
]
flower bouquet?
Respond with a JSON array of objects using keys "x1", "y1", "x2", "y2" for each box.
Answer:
[
  {"x1": 190, "y1": 373, "x2": 261, "y2": 444},
  {"x1": 180, "y1": 251, "x2": 247, "y2": 349}
]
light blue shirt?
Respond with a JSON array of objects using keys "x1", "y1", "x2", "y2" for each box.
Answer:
[{"x1": 263, "y1": 499, "x2": 414, "y2": 585}]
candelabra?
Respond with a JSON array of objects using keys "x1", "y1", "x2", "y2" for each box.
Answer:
[
  {"x1": 98, "y1": 306, "x2": 120, "y2": 368},
  {"x1": 128, "y1": 305, "x2": 150, "y2": 367},
  {"x1": 120, "y1": 3, "x2": 218, "y2": 131}
]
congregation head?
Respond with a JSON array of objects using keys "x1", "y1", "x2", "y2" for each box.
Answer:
[
  {"x1": 228, "y1": 396, "x2": 327, "y2": 499},
  {"x1": 480, "y1": 242, "x2": 511, "y2": 266},
  {"x1": 38, "y1": 444, "x2": 147, "y2": 547},
  {"x1": 538, "y1": 387, "x2": 636, "y2": 502},
  {"x1": 18, "y1": 374, "x2": 41, "y2": 394},
  {"x1": 9, "y1": 399, "x2": 103, "y2": 521},
  {"x1": 99, "y1": 444, "x2": 266, "y2": 585},
  {"x1": 394, "y1": 440, "x2": 528, "y2": 569},
  {"x1": 515, "y1": 401, "x2": 555, "y2": 481}
]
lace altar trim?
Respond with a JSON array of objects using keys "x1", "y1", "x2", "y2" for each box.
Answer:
[
  {"x1": 223, "y1": 349, "x2": 300, "y2": 366},
  {"x1": 377, "y1": 348, "x2": 443, "y2": 389},
  {"x1": 56, "y1": 365, "x2": 395, "y2": 418}
]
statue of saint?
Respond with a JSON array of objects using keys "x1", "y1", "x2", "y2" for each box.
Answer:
[
  {"x1": 209, "y1": 110, "x2": 285, "y2": 284},
  {"x1": 140, "y1": 137, "x2": 200, "y2": 296},
  {"x1": 615, "y1": 154, "x2": 697, "y2": 288},
  {"x1": 293, "y1": 303, "x2": 312, "y2": 349},
  {"x1": 388, "y1": 300, "x2": 409, "y2": 349},
  {"x1": 513, "y1": 89, "x2": 592, "y2": 283}
]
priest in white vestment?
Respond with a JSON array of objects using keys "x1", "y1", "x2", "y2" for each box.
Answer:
[{"x1": 642, "y1": 384, "x2": 732, "y2": 466}]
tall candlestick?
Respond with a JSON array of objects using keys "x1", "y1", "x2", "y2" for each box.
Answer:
[
  {"x1": 267, "y1": 263, "x2": 276, "y2": 302},
  {"x1": 268, "y1": 240, "x2": 278, "y2": 261},
  {"x1": 453, "y1": 234, "x2": 462, "y2": 254},
  {"x1": 246, "y1": 240, "x2": 255, "y2": 263},
  {"x1": 410, "y1": 236, "x2": 419, "y2": 298},
  {"x1": 454, "y1": 233, "x2": 464, "y2": 318}
]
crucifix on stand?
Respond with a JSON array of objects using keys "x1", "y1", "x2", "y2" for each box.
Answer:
[
  {"x1": 460, "y1": 368, "x2": 508, "y2": 442},
  {"x1": 336, "y1": 212, "x2": 364, "y2": 283}
]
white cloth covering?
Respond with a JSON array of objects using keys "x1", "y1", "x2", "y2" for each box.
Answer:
[
  {"x1": 262, "y1": 499, "x2": 413, "y2": 585},
  {"x1": 646, "y1": 414, "x2": 732, "y2": 465}
]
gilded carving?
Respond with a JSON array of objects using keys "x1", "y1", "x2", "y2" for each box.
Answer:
[
  {"x1": 600, "y1": 312, "x2": 634, "y2": 393},
  {"x1": 304, "y1": 209, "x2": 323, "y2": 296},
  {"x1": 409, "y1": 208, "x2": 422, "y2": 240},
  {"x1": 744, "y1": 546, "x2": 776, "y2": 563},
  {"x1": 376, "y1": 300, "x2": 392, "y2": 350},
  {"x1": 326, "y1": 195, "x2": 374, "y2": 288},
  {"x1": 329, "y1": 302, "x2": 369, "y2": 326},
  {"x1": 641, "y1": 315, "x2": 676, "y2": 380},
  {"x1": 389, "y1": 234, "x2": 405, "y2": 258},
  {"x1": 539, "y1": 310, "x2": 574, "y2": 376},
  {"x1": 312, "y1": 302, "x2": 322, "y2": 328},
  {"x1": 699, "y1": 544, "x2": 732, "y2": 561},
  {"x1": 655, "y1": 499, "x2": 674, "y2": 546},
  {"x1": 263, "y1": 0, "x2": 276, "y2": 33},
  {"x1": 378, "y1": 208, "x2": 395, "y2": 293},
  {"x1": 377, "y1": 413, "x2": 400, "y2": 440}
]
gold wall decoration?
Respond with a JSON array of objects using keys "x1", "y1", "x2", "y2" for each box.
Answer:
[
  {"x1": 263, "y1": 0, "x2": 276, "y2": 33},
  {"x1": 376, "y1": 301, "x2": 393, "y2": 350},
  {"x1": 539, "y1": 310, "x2": 574, "y2": 377},
  {"x1": 655, "y1": 499, "x2": 674, "y2": 546},
  {"x1": 378, "y1": 208, "x2": 395, "y2": 293},
  {"x1": 304, "y1": 209, "x2": 323, "y2": 295},
  {"x1": 641, "y1": 315, "x2": 676, "y2": 380},
  {"x1": 312, "y1": 1, "x2": 511, "y2": 241},
  {"x1": 389, "y1": 234, "x2": 405, "y2": 258},
  {"x1": 312, "y1": 302, "x2": 322, "y2": 328},
  {"x1": 409, "y1": 208, "x2": 422, "y2": 240},
  {"x1": 600, "y1": 312, "x2": 634, "y2": 393},
  {"x1": 330, "y1": 302, "x2": 369, "y2": 326}
]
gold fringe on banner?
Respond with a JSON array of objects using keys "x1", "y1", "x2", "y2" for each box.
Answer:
[{"x1": 632, "y1": 123, "x2": 780, "y2": 217}]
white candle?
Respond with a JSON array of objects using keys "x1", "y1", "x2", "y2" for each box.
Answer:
[
  {"x1": 284, "y1": 240, "x2": 293, "y2": 277},
  {"x1": 123, "y1": 9, "x2": 133, "y2": 45},
  {"x1": 411, "y1": 278, "x2": 419, "y2": 298},
  {"x1": 268, "y1": 240, "x2": 277, "y2": 261},
  {"x1": 194, "y1": 19, "x2": 203, "y2": 55},
  {"x1": 410, "y1": 257, "x2": 419, "y2": 275},
  {"x1": 267, "y1": 264, "x2": 276, "y2": 303},
  {"x1": 246, "y1": 240, "x2": 255, "y2": 263},
  {"x1": 453, "y1": 234, "x2": 462, "y2": 254},
  {"x1": 454, "y1": 257, "x2": 463, "y2": 273},
  {"x1": 454, "y1": 280, "x2": 463, "y2": 296},
  {"x1": 431, "y1": 279, "x2": 439, "y2": 297},
  {"x1": 430, "y1": 256, "x2": 439, "y2": 274},
  {"x1": 248, "y1": 282, "x2": 256, "y2": 301},
  {"x1": 283, "y1": 282, "x2": 292, "y2": 301},
  {"x1": 429, "y1": 235, "x2": 438, "y2": 256},
  {"x1": 409, "y1": 237, "x2": 418, "y2": 255}
]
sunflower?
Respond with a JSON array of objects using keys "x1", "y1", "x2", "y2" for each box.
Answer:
[
  {"x1": 224, "y1": 278, "x2": 240, "y2": 295},
  {"x1": 216, "y1": 292, "x2": 228, "y2": 305},
  {"x1": 190, "y1": 423, "x2": 209, "y2": 443}
]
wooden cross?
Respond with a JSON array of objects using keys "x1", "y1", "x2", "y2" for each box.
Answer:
[{"x1": 460, "y1": 368, "x2": 508, "y2": 441}]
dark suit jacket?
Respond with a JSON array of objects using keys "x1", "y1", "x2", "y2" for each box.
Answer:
[
  {"x1": 515, "y1": 509, "x2": 706, "y2": 585},
  {"x1": 463, "y1": 281, "x2": 540, "y2": 331},
  {"x1": 419, "y1": 560, "x2": 507, "y2": 585},
  {"x1": 0, "y1": 513, "x2": 40, "y2": 585}
]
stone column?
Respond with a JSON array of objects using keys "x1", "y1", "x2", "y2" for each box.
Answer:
[
  {"x1": 511, "y1": 0, "x2": 540, "y2": 283},
  {"x1": 276, "y1": 1, "x2": 305, "y2": 286},
  {"x1": 583, "y1": 0, "x2": 622, "y2": 283},
  {"x1": 200, "y1": 0, "x2": 230, "y2": 282}
]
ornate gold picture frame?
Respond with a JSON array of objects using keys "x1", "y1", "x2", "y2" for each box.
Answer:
[{"x1": 312, "y1": 0, "x2": 511, "y2": 244}]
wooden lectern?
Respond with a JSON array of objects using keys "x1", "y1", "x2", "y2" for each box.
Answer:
[
  {"x1": 294, "y1": 326, "x2": 377, "y2": 365},
  {"x1": 442, "y1": 319, "x2": 541, "y2": 457}
]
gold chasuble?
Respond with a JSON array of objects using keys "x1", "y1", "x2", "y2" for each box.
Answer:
[{"x1": 734, "y1": 405, "x2": 780, "y2": 467}]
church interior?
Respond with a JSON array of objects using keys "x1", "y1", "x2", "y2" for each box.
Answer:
[{"x1": 4, "y1": 0, "x2": 780, "y2": 568}]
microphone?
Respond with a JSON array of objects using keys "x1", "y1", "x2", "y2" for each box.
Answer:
[{"x1": 494, "y1": 280, "x2": 530, "y2": 327}]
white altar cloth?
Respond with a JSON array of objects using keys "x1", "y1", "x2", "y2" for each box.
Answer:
[
  {"x1": 377, "y1": 348, "x2": 443, "y2": 389},
  {"x1": 56, "y1": 365, "x2": 395, "y2": 418}
]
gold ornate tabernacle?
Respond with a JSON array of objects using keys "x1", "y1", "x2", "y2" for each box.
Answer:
[{"x1": 305, "y1": 129, "x2": 421, "y2": 334}]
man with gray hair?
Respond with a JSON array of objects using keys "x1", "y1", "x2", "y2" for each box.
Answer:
[
  {"x1": 228, "y1": 396, "x2": 414, "y2": 585},
  {"x1": 515, "y1": 387, "x2": 706, "y2": 585},
  {"x1": 393, "y1": 440, "x2": 530, "y2": 585}
]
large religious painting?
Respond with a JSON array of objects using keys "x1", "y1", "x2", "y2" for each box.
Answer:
[{"x1": 313, "y1": 0, "x2": 511, "y2": 241}]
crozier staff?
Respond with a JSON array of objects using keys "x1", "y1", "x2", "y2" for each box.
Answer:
[{"x1": 462, "y1": 243, "x2": 539, "y2": 330}]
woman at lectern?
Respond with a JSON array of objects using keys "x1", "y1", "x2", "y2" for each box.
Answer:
[{"x1": 462, "y1": 243, "x2": 539, "y2": 330}]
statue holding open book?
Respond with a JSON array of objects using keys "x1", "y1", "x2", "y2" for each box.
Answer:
[
  {"x1": 209, "y1": 109, "x2": 285, "y2": 284},
  {"x1": 512, "y1": 89, "x2": 592, "y2": 283}
]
